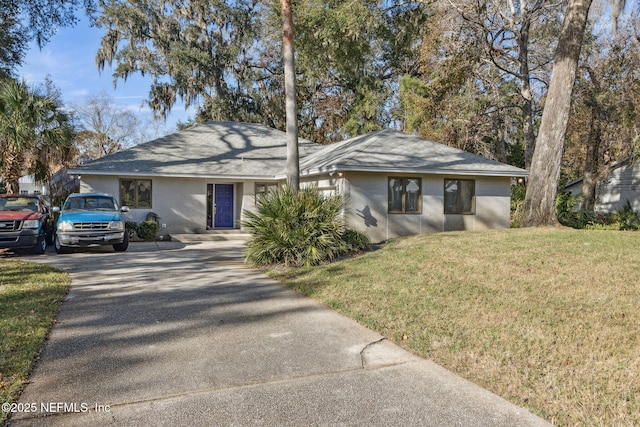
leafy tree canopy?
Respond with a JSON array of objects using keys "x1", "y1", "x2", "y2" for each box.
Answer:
[
  {"x1": 93, "y1": 0, "x2": 428, "y2": 143},
  {"x1": 399, "y1": 0, "x2": 563, "y2": 164},
  {"x1": 0, "y1": 0, "x2": 94, "y2": 77},
  {"x1": 0, "y1": 77, "x2": 75, "y2": 193}
]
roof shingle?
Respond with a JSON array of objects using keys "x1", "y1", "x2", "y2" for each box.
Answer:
[
  {"x1": 297, "y1": 129, "x2": 527, "y2": 177},
  {"x1": 72, "y1": 121, "x2": 319, "y2": 178},
  {"x1": 72, "y1": 123, "x2": 527, "y2": 179}
]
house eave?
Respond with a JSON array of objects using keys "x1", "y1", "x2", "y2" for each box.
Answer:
[
  {"x1": 67, "y1": 169, "x2": 281, "y2": 181},
  {"x1": 294, "y1": 165, "x2": 528, "y2": 178},
  {"x1": 565, "y1": 177, "x2": 584, "y2": 188}
]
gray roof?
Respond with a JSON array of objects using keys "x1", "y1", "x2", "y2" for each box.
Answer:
[
  {"x1": 297, "y1": 129, "x2": 527, "y2": 177},
  {"x1": 71, "y1": 121, "x2": 320, "y2": 179},
  {"x1": 72, "y1": 123, "x2": 527, "y2": 179}
]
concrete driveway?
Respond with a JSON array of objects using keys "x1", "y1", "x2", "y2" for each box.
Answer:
[{"x1": 10, "y1": 241, "x2": 551, "y2": 426}]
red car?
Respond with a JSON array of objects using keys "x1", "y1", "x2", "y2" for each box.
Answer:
[{"x1": 0, "y1": 194, "x2": 54, "y2": 254}]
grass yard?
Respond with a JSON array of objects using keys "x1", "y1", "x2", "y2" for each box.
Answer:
[
  {"x1": 269, "y1": 228, "x2": 640, "y2": 426},
  {"x1": 0, "y1": 259, "x2": 69, "y2": 425}
]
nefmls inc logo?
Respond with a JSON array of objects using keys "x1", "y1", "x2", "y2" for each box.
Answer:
[{"x1": 41, "y1": 402, "x2": 89, "y2": 413}]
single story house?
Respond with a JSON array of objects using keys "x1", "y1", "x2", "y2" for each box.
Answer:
[
  {"x1": 565, "y1": 158, "x2": 640, "y2": 214},
  {"x1": 70, "y1": 121, "x2": 527, "y2": 242}
]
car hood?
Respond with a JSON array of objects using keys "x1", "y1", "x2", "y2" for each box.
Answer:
[
  {"x1": 0, "y1": 212, "x2": 41, "y2": 221},
  {"x1": 58, "y1": 211, "x2": 122, "y2": 223}
]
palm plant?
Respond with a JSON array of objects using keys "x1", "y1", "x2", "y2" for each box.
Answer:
[
  {"x1": 0, "y1": 78, "x2": 74, "y2": 194},
  {"x1": 243, "y1": 186, "x2": 370, "y2": 267}
]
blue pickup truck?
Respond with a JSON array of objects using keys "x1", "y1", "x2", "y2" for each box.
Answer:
[{"x1": 53, "y1": 193, "x2": 129, "y2": 254}]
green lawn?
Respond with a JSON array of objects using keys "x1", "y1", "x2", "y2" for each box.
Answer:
[
  {"x1": 0, "y1": 259, "x2": 69, "y2": 425},
  {"x1": 269, "y1": 228, "x2": 640, "y2": 426}
]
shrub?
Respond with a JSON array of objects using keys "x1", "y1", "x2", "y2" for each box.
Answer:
[
  {"x1": 243, "y1": 186, "x2": 369, "y2": 267},
  {"x1": 555, "y1": 191, "x2": 595, "y2": 229},
  {"x1": 125, "y1": 221, "x2": 139, "y2": 238},
  {"x1": 343, "y1": 228, "x2": 372, "y2": 252},
  {"x1": 137, "y1": 221, "x2": 159, "y2": 241},
  {"x1": 556, "y1": 190, "x2": 578, "y2": 226},
  {"x1": 555, "y1": 194, "x2": 639, "y2": 231},
  {"x1": 585, "y1": 222, "x2": 620, "y2": 231},
  {"x1": 510, "y1": 183, "x2": 526, "y2": 228},
  {"x1": 614, "y1": 200, "x2": 639, "y2": 230}
]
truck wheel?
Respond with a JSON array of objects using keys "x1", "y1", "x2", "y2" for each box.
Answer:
[
  {"x1": 54, "y1": 235, "x2": 70, "y2": 254},
  {"x1": 32, "y1": 235, "x2": 46, "y2": 255},
  {"x1": 113, "y1": 232, "x2": 129, "y2": 252}
]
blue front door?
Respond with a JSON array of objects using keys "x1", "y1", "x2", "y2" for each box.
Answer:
[{"x1": 214, "y1": 184, "x2": 234, "y2": 228}]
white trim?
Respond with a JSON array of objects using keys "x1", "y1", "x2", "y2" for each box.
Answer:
[
  {"x1": 69, "y1": 169, "x2": 279, "y2": 181},
  {"x1": 72, "y1": 165, "x2": 526, "y2": 181},
  {"x1": 292, "y1": 166, "x2": 528, "y2": 179}
]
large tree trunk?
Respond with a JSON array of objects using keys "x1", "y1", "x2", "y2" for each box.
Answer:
[
  {"x1": 521, "y1": 0, "x2": 593, "y2": 227},
  {"x1": 281, "y1": 0, "x2": 300, "y2": 191}
]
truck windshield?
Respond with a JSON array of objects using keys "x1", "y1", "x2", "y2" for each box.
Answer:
[
  {"x1": 64, "y1": 196, "x2": 117, "y2": 211},
  {"x1": 0, "y1": 197, "x2": 39, "y2": 212}
]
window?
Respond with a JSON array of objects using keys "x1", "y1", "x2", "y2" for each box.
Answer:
[
  {"x1": 63, "y1": 195, "x2": 116, "y2": 211},
  {"x1": 388, "y1": 177, "x2": 422, "y2": 214},
  {"x1": 255, "y1": 182, "x2": 279, "y2": 198},
  {"x1": 444, "y1": 179, "x2": 475, "y2": 214},
  {"x1": 120, "y1": 179, "x2": 152, "y2": 208}
]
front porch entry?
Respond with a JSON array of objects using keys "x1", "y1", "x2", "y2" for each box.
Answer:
[{"x1": 207, "y1": 183, "x2": 235, "y2": 229}]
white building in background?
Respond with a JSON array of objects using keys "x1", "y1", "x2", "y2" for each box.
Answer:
[
  {"x1": 18, "y1": 175, "x2": 48, "y2": 195},
  {"x1": 565, "y1": 159, "x2": 640, "y2": 214},
  {"x1": 1, "y1": 173, "x2": 79, "y2": 200}
]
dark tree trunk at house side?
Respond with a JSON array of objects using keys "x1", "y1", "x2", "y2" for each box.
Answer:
[
  {"x1": 580, "y1": 67, "x2": 603, "y2": 212},
  {"x1": 281, "y1": 0, "x2": 299, "y2": 191},
  {"x1": 518, "y1": 17, "x2": 536, "y2": 171},
  {"x1": 523, "y1": 95, "x2": 536, "y2": 171},
  {"x1": 581, "y1": 104, "x2": 601, "y2": 211},
  {"x1": 521, "y1": 0, "x2": 594, "y2": 227}
]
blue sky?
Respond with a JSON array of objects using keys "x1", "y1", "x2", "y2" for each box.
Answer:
[{"x1": 17, "y1": 16, "x2": 192, "y2": 136}]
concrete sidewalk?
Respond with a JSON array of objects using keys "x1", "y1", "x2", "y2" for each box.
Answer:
[{"x1": 10, "y1": 241, "x2": 551, "y2": 426}]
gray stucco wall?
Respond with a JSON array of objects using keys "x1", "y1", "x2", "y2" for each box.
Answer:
[
  {"x1": 80, "y1": 172, "x2": 512, "y2": 241},
  {"x1": 80, "y1": 176, "x2": 255, "y2": 234},
  {"x1": 80, "y1": 176, "x2": 207, "y2": 234},
  {"x1": 325, "y1": 172, "x2": 512, "y2": 243}
]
